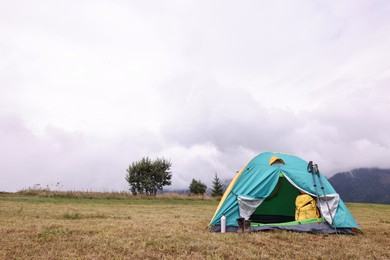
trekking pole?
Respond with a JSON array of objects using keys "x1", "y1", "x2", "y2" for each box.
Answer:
[
  {"x1": 307, "y1": 161, "x2": 321, "y2": 214},
  {"x1": 314, "y1": 164, "x2": 336, "y2": 228},
  {"x1": 308, "y1": 161, "x2": 337, "y2": 234}
]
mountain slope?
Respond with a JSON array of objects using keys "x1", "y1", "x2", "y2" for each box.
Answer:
[{"x1": 328, "y1": 168, "x2": 390, "y2": 204}]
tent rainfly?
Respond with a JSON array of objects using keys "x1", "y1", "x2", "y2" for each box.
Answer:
[{"x1": 209, "y1": 152, "x2": 362, "y2": 234}]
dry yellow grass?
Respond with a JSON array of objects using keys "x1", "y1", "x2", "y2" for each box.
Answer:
[{"x1": 0, "y1": 194, "x2": 389, "y2": 259}]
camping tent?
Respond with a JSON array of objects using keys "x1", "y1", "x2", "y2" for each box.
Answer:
[{"x1": 209, "y1": 152, "x2": 361, "y2": 234}]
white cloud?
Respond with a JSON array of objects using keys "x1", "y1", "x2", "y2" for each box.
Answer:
[{"x1": 1, "y1": 0, "x2": 390, "y2": 191}]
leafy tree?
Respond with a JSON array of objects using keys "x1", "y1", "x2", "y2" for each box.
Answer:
[
  {"x1": 211, "y1": 173, "x2": 224, "y2": 197},
  {"x1": 189, "y1": 179, "x2": 207, "y2": 195},
  {"x1": 125, "y1": 157, "x2": 172, "y2": 195}
]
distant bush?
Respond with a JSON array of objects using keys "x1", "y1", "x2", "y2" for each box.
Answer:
[{"x1": 189, "y1": 179, "x2": 207, "y2": 195}]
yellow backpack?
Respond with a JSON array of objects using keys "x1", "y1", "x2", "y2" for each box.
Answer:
[{"x1": 295, "y1": 194, "x2": 320, "y2": 221}]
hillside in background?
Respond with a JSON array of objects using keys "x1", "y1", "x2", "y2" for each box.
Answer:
[{"x1": 328, "y1": 168, "x2": 390, "y2": 204}]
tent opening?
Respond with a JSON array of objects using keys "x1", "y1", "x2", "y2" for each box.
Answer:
[{"x1": 250, "y1": 174, "x2": 300, "y2": 224}]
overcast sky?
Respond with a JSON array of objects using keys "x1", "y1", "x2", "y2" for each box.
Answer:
[{"x1": 1, "y1": 0, "x2": 390, "y2": 192}]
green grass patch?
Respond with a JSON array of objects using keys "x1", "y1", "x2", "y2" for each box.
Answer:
[
  {"x1": 62, "y1": 211, "x2": 82, "y2": 220},
  {"x1": 37, "y1": 225, "x2": 66, "y2": 242}
]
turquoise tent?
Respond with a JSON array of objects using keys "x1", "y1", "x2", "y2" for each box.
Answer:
[{"x1": 209, "y1": 152, "x2": 361, "y2": 234}]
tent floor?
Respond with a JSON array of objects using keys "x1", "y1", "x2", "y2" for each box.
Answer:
[
  {"x1": 211, "y1": 218, "x2": 356, "y2": 234},
  {"x1": 251, "y1": 217, "x2": 325, "y2": 227}
]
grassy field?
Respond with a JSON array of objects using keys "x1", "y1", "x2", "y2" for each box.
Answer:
[{"x1": 0, "y1": 192, "x2": 389, "y2": 259}]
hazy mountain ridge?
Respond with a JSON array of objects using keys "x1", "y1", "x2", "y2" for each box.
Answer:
[{"x1": 328, "y1": 168, "x2": 390, "y2": 204}]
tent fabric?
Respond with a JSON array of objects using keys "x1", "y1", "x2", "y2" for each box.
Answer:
[
  {"x1": 237, "y1": 196, "x2": 264, "y2": 220},
  {"x1": 209, "y1": 152, "x2": 361, "y2": 234},
  {"x1": 318, "y1": 194, "x2": 339, "y2": 224}
]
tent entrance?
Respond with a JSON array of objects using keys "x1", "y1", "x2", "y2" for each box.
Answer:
[{"x1": 249, "y1": 174, "x2": 300, "y2": 224}]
